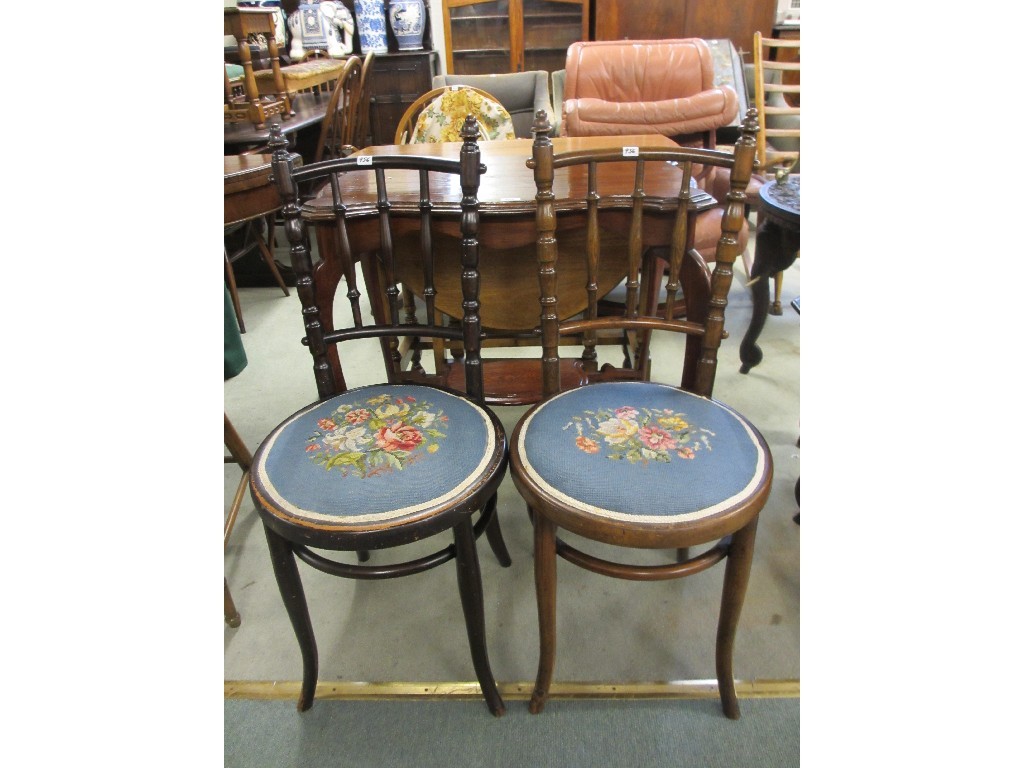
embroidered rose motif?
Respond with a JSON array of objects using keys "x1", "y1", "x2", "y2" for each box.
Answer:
[
  {"x1": 567, "y1": 405, "x2": 713, "y2": 465},
  {"x1": 639, "y1": 426, "x2": 677, "y2": 451},
  {"x1": 306, "y1": 395, "x2": 448, "y2": 478},
  {"x1": 375, "y1": 422, "x2": 424, "y2": 452}
]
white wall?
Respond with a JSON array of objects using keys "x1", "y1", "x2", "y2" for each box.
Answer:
[{"x1": 428, "y1": 0, "x2": 448, "y2": 74}]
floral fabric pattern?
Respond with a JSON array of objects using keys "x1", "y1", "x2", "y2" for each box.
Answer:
[
  {"x1": 305, "y1": 393, "x2": 448, "y2": 478},
  {"x1": 566, "y1": 405, "x2": 714, "y2": 465},
  {"x1": 411, "y1": 88, "x2": 515, "y2": 143}
]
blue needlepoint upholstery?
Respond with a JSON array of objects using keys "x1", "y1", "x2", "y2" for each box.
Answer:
[
  {"x1": 254, "y1": 384, "x2": 496, "y2": 526},
  {"x1": 517, "y1": 381, "x2": 767, "y2": 523}
]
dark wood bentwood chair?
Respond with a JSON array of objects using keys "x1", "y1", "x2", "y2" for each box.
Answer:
[
  {"x1": 249, "y1": 116, "x2": 511, "y2": 716},
  {"x1": 510, "y1": 109, "x2": 773, "y2": 719}
]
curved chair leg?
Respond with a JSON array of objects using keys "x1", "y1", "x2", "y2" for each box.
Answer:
[
  {"x1": 529, "y1": 510, "x2": 558, "y2": 714},
  {"x1": 224, "y1": 578, "x2": 241, "y2": 628},
  {"x1": 264, "y1": 525, "x2": 319, "y2": 712},
  {"x1": 483, "y1": 494, "x2": 512, "y2": 568},
  {"x1": 715, "y1": 516, "x2": 760, "y2": 719},
  {"x1": 452, "y1": 515, "x2": 505, "y2": 717}
]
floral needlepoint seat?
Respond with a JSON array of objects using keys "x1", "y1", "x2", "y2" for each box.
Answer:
[
  {"x1": 253, "y1": 384, "x2": 501, "y2": 530},
  {"x1": 516, "y1": 381, "x2": 768, "y2": 523}
]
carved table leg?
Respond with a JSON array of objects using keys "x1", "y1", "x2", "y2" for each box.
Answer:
[{"x1": 739, "y1": 218, "x2": 799, "y2": 374}]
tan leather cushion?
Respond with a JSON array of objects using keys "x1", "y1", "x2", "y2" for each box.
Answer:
[{"x1": 562, "y1": 39, "x2": 738, "y2": 138}]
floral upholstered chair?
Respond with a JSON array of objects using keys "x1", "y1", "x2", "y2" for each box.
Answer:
[
  {"x1": 249, "y1": 118, "x2": 510, "y2": 717},
  {"x1": 395, "y1": 86, "x2": 515, "y2": 144},
  {"x1": 510, "y1": 111, "x2": 773, "y2": 720}
]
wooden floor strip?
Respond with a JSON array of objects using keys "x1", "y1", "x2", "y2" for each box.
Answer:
[{"x1": 225, "y1": 679, "x2": 799, "y2": 701}]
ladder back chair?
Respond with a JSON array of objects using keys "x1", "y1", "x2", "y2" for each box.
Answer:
[
  {"x1": 752, "y1": 31, "x2": 800, "y2": 313},
  {"x1": 249, "y1": 117, "x2": 511, "y2": 717},
  {"x1": 510, "y1": 109, "x2": 773, "y2": 719}
]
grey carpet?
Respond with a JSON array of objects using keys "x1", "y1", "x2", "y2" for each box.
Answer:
[{"x1": 225, "y1": 697, "x2": 799, "y2": 767}]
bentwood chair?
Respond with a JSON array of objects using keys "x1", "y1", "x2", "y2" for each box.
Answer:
[
  {"x1": 249, "y1": 117, "x2": 510, "y2": 716},
  {"x1": 510, "y1": 110, "x2": 773, "y2": 719}
]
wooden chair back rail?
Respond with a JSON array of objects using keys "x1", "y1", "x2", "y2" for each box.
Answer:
[
  {"x1": 272, "y1": 128, "x2": 483, "y2": 403},
  {"x1": 531, "y1": 109, "x2": 758, "y2": 398}
]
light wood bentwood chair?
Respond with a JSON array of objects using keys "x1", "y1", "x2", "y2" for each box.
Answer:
[
  {"x1": 249, "y1": 117, "x2": 510, "y2": 716},
  {"x1": 510, "y1": 109, "x2": 773, "y2": 719}
]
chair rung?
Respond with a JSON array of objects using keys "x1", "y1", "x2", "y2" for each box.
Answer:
[
  {"x1": 763, "y1": 61, "x2": 800, "y2": 72},
  {"x1": 764, "y1": 83, "x2": 801, "y2": 94},
  {"x1": 764, "y1": 106, "x2": 799, "y2": 116},
  {"x1": 762, "y1": 38, "x2": 801, "y2": 49},
  {"x1": 765, "y1": 129, "x2": 800, "y2": 139}
]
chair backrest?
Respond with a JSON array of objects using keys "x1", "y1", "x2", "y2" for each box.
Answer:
[
  {"x1": 313, "y1": 54, "x2": 363, "y2": 162},
  {"x1": 350, "y1": 50, "x2": 375, "y2": 149},
  {"x1": 752, "y1": 32, "x2": 800, "y2": 170},
  {"x1": 394, "y1": 86, "x2": 515, "y2": 144},
  {"x1": 561, "y1": 39, "x2": 738, "y2": 144},
  {"x1": 529, "y1": 109, "x2": 758, "y2": 398},
  {"x1": 268, "y1": 117, "x2": 488, "y2": 402},
  {"x1": 432, "y1": 71, "x2": 552, "y2": 139},
  {"x1": 550, "y1": 69, "x2": 565, "y2": 136}
]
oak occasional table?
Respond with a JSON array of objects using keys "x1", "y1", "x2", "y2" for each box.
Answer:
[
  {"x1": 739, "y1": 174, "x2": 800, "y2": 374},
  {"x1": 224, "y1": 153, "x2": 299, "y2": 332}
]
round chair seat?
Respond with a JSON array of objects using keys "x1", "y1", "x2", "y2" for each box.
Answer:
[
  {"x1": 252, "y1": 384, "x2": 505, "y2": 540},
  {"x1": 514, "y1": 381, "x2": 770, "y2": 540}
]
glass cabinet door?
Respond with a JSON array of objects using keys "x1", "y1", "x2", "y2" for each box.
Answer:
[
  {"x1": 521, "y1": 0, "x2": 588, "y2": 73},
  {"x1": 443, "y1": 0, "x2": 589, "y2": 75},
  {"x1": 444, "y1": 0, "x2": 514, "y2": 75}
]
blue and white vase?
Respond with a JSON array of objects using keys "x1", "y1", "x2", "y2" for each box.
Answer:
[
  {"x1": 354, "y1": 0, "x2": 389, "y2": 54},
  {"x1": 389, "y1": 0, "x2": 425, "y2": 51}
]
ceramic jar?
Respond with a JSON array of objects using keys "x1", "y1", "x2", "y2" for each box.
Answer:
[
  {"x1": 388, "y1": 0, "x2": 425, "y2": 51},
  {"x1": 354, "y1": 0, "x2": 389, "y2": 54}
]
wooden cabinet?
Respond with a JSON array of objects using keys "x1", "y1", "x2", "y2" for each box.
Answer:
[
  {"x1": 593, "y1": 0, "x2": 776, "y2": 58},
  {"x1": 441, "y1": 0, "x2": 589, "y2": 75},
  {"x1": 367, "y1": 50, "x2": 440, "y2": 144}
]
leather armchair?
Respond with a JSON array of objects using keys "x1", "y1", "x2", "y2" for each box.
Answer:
[
  {"x1": 561, "y1": 39, "x2": 738, "y2": 141},
  {"x1": 558, "y1": 38, "x2": 749, "y2": 323}
]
